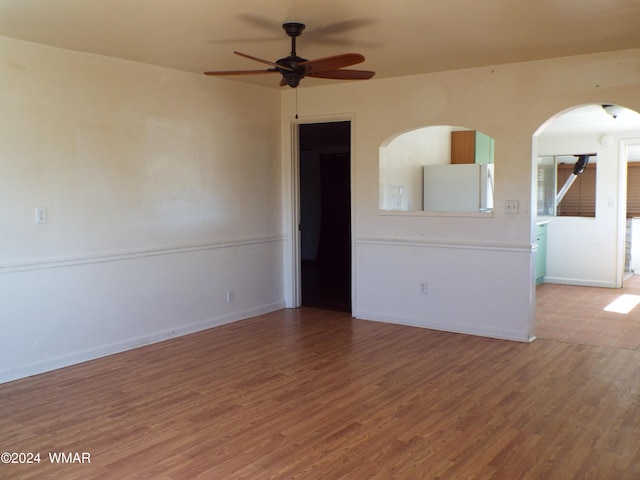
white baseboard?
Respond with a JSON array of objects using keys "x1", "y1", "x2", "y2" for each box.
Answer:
[
  {"x1": 542, "y1": 277, "x2": 618, "y2": 288},
  {"x1": 354, "y1": 309, "x2": 531, "y2": 343},
  {"x1": 0, "y1": 302, "x2": 284, "y2": 385}
]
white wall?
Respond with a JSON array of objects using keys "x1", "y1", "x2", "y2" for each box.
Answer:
[
  {"x1": 0, "y1": 37, "x2": 284, "y2": 383},
  {"x1": 281, "y1": 48, "x2": 640, "y2": 342},
  {"x1": 4, "y1": 36, "x2": 640, "y2": 382}
]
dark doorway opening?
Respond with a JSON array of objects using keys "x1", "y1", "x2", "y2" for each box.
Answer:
[{"x1": 299, "y1": 121, "x2": 351, "y2": 312}]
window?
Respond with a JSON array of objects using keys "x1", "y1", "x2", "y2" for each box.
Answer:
[
  {"x1": 537, "y1": 155, "x2": 597, "y2": 218},
  {"x1": 556, "y1": 163, "x2": 596, "y2": 217}
]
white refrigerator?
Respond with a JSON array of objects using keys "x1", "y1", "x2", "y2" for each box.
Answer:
[{"x1": 423, "y1": 163, "x2": 494, "y2": 212}]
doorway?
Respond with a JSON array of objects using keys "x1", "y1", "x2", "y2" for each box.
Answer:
[
  {"x1": 298, "y1": 121, "x2": 351, "y2": 312},
  {"x1": 624, "y1": 139, "x2": 640, "y2": 277}
]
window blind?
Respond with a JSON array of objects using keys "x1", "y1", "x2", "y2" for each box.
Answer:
[
  {"x1": 626, "y1": 163, "x2": 640, "y2": 217},
  {"x1": 556, "y1": 164, "x2": 596, "y2": 217}
]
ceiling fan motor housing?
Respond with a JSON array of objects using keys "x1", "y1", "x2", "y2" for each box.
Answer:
[{"x1": 276, "y1": 54, "x2": 307, "y2": 87}]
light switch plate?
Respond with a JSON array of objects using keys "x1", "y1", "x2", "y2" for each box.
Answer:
[{"x1": 35, "y1": 207, "x2": 47, "y2": 224}]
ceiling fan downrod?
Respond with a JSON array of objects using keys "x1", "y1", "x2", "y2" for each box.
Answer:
[
  {"x1": 282, "y1": 22, "x2": 306, "y2": 56},
  {"x1": 277, "y1": 23, "x2": 308, "y2": 88}
]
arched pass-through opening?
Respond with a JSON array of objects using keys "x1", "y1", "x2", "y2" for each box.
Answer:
[
  {"x1": 379, "y1": 125, "x2": 495, "y2": 214},
  {"x1": 532, "y1": 103, "x2": 640, "y2": 347}
]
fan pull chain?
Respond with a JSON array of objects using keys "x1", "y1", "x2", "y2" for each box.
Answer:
[{"x1": 295, "y1": 88, "x2": 299, "y2": 119}]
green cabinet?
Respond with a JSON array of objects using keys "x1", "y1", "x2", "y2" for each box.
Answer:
[
  {"x1": 474, "y1": 131, "x2": 495, "y2": 165},
  {"x1": 535, "y1": 222, "x2": 547, "y2": 285},
  {"x1": 451, "y1": 130, "x2": 495, "y2": 165}
]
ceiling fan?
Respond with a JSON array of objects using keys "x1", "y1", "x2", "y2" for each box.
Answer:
[{"x1": 204, "y1": 22, "x2": 375, "y2": 88}]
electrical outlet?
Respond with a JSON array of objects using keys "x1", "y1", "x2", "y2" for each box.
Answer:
[
  {"x1": 419, "y1": 282, "x2": 428, "y2": 295},
  {"x1": 226, "y1": 290, "x2": 234, "y2": 303},
  {"x1": 505, "y1": 200, "x2": 519, "y2": 214},
  {"x1": 35, "y1": 207, "x2": 47, "y2": 224}
]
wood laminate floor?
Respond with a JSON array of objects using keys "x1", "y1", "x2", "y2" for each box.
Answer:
[
  {"x1": 536, "y1": 275, "x2": 640, "y2": 349},
  {"x1": 1, "y1": 308, "x2": 639, "y2": 479}
]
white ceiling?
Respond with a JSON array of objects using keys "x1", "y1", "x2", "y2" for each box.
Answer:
[
  {"x1": 542, "y1": 105, "x2": 640, "y2": 135},
  {"x1": 0, "y1": 0, "x2": 639, "y2": 90},
  {"x1": 0, "y1": 0, "x2": 638, "y2": 146},
  {"x1": 540, "y1": 104, "x2": 640, "y2": 160}
]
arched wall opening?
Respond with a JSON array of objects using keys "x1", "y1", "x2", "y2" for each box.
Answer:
[{"x1": 532, "y1": 103, "x2": 640, "y2": 289}]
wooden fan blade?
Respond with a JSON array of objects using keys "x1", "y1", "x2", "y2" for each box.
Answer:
[
  {"x1": 205, "y1": 69, "x2": 277, "y2": 76},
  {"x1": 306, "y1": 69, "x2": 375, "y2": 80},
  {"x1": 279, "y1": 77, "x2": 288, "y2": 87},
  {"x1": 234, "y1": 51, "x2": 294, "y2": 72},
  {"x1": 298, "y1": 53, "x2": 364, "y2": 75}
]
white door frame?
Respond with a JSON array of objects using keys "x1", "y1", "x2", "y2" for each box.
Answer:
[
  {"x1": 282, "y1": 113, "x2": 356, "y2": 309},
  {"x1": 618, "y1": 138, "x2": 640, "y2": 286}
]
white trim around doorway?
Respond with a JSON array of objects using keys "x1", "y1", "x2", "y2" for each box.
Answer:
[{"x1": 282, "y1": 113, "x2": 356, "y2": 310}]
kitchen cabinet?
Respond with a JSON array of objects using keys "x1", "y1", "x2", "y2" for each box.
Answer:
[
  {"x1": 451, "y1": 130, "x2": 495, "y2": 164},
  {"x1": 535, "y1": 221, "x2": 548, "y2": 285}
]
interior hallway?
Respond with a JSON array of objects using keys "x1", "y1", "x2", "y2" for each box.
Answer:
[{"x1": 536, "y1": 275, "x2": 640, "y2": 349}]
